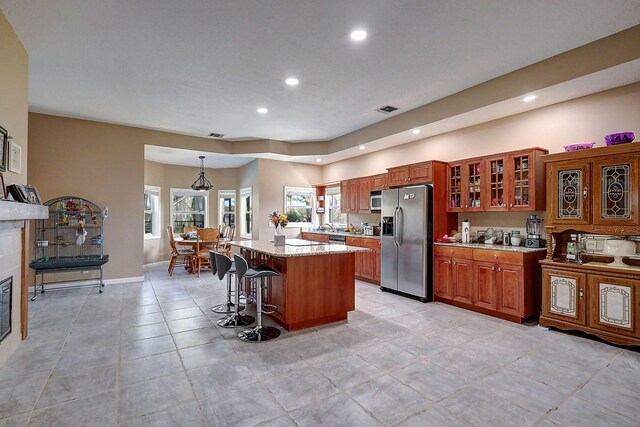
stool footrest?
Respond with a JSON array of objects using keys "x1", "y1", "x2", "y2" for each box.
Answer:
[
  {"x1": 211, "y1": 302, "x2": 241, "y2": 314},
  {"x1": 261, "y1": 304, "x2": 278, "y2": 314},
  {"x1": 238, "y1": 326, "x2": 280, "y2": 342},
  {"x1": 217, "y1": 313, "x2": 255, "y2": 328}
]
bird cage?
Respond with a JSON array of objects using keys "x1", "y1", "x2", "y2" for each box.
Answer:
[{"x1": 29, "y1": 196, "x2": 109, "y2": 300}]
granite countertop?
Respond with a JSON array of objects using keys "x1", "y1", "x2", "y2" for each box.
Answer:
[
  {"x1": 304, "y1": 230, "x2": 381, "y2": 240},
  {"x1": 434, "y1": 242, "x2": 547, "y2": 253},
  {"x1": 229, "y1": 239, "x2": 371, "y2": 257}
]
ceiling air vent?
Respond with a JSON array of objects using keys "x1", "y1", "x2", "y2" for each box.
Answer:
[
  {"x1": 209, "y1": 132, "x2": 224, "y2": 138},
  {"x1": 375, "y1": 105, "x2": 399, "y2": 114}
]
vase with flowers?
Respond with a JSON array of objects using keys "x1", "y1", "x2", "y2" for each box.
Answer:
[{"x1": 269, "y1": 211, "x2": 288, "y2": 246}]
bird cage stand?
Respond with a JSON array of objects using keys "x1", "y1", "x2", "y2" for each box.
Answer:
[{"x1": 29, "y1": 196, "x2": 109, "y2": 300}]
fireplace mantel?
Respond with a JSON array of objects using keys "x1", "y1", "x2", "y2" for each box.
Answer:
[{"x1": 0, "y1": 200, "x2": 48, "y2": 222}]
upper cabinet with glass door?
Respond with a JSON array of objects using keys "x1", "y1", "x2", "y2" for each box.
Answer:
[
  {"x1": 447, "y1": 148, "x2": 547, "y2": 213},
  {"x1": 544, "y1": 144, "x2": 640, "y2": 233}
]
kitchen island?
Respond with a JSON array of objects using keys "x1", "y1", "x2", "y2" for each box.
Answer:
[{"x1": 229, "y1": 239, "x2": 369, "y2": 331}]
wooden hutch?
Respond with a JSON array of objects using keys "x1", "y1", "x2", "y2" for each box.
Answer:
[{"x1": 541, "y1": 143, "x2": 640, "y2": 346}]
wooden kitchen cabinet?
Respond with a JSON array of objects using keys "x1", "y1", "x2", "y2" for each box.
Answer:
[
  {"x1": 300, "y1": 232, "x2": 330, "y2": 243},
  {"x1": 547, "y1": 160, "x2": 591, "y2": 227},
  {"x1": 540, "y1": 261, "x2": 640, "y2": 346},
  {"x1": 448, "y1": 148, "x2": 547, "y2": 213},
  {"x1": 592, "y1": 155, "x2": 639, "y2": 226},
  {"x1": 474, "y1": 261, "x2": 498, "y2": 311},
  {"x1": 387, "y1": 161, "x2": 433, "y2": 187},
  {"x1": 358, "y1": 178, "x2": 372, "y2": 213},
  {"x1": 371, "y1": 173, "x2": 388, "y2": 191},
  {"x1": 346, "y1": 236, "x2": 381, "y2": 285},
  {"x1": 340, "y1": 180, "x2": 350, "y2": 213},
  {"x1": 434, "y1": 244, "x2": 544, "y2": 323},
  {"x1": 349, "y1": 180, "x2": 359, "y2": 212}
]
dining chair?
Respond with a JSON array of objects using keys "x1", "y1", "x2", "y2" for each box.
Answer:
[
  {"x1": 183, "y1": 226, "x2": 199, "y2": 233},
  {"x1": 167, "y1": 226, "x2": 194, "y2": 276},
  {"x1": 217, "y1": 226, "x2": 235, "y2": 257},
  {"x1": 195, "y1": 227, "x2": 220, "y2": 276}
]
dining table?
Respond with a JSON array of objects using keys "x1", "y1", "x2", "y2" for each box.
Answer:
[{"x1": 174, "y1": 238, "x2": 226, "y2": 273}]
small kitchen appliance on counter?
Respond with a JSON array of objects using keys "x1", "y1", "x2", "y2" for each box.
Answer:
[
  {"x1": 461, "y1": 219, "x2": 470, "y2": 244},
  {"x1": 525, "y1": 214, "x2": 546, "y2": 248},
  {"x1": 363, "y1": 225, "x2": 374, "y2": 236}
]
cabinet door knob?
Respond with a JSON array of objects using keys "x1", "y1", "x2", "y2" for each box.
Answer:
[
  {"x1": 579, "y1": 289, "x2": 584, "y2": 300},
  {"x1": 510, "y1": 203, "x2": 513, "y2": 207},
  {"x1": 583, "y1": 187, "x2": 588, "y2": 199},
  {"x1": 498, "y1": 267, "x2": 502, "y2": 272},
  {"x1": 491, "y1": 266, "x2": 495, "y2": 271}
]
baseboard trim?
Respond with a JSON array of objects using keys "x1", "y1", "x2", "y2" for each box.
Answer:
[
  {"x1": 144, "y1": 260, "x2": 170, "y2": 267},
  {"x1": 41, "y1": 276, "x2": 145, "y2": 289}
]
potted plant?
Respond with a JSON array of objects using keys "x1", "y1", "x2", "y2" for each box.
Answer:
[{"x1": 269, "y1": 211, "x2": 288, "y2": 246}]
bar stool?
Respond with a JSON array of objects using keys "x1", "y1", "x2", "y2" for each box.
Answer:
[
  {"x1": 233, "y1": 254, "x2": 281, "y2": 342},
  {"x1": 214, "y1": 252, "x2": 254, "y2": 328},
  {"x1": 209, "y1": 251, "x2": 244, "y2": 314}
]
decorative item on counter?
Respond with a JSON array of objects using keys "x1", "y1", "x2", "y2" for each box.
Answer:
[
  {"x1": 269, "y1": 211, "x2": 288, "y2": 246},
  {"x1": 484, "y1": 228, "x2": 496, "y2": 245},
  {"x1": 604, "y1": 239, "x2": 636, "y2": 267},
  {"x1": 495, "y1": 229, "x2": 504, "y2": 245},
  {"x1": 503, "y1": 232, "x2": 510, "y2": 246},
  {"x1": 461, "y1": 219, "x2": 470, "y2": 244},
  {"x1": 563, "y1": 142, "x2": 595, "y2": 152},
  {"x1": 566, "y1": 234, "x2": 581, "y2": 264},
  {"x1": 604, "y1": 132, "x2": 635, "y2": 146},
  {"x1": 435, "y1": 234, "x2": 456, "y2": 243},
  {"x1": 510, "y1": 230, "x2": 522, "y2": 246}
]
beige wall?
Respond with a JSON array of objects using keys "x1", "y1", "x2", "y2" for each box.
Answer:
[
  {"x1": 0, "y1": 11, "x2": 28, "y2": 364},
  {"x1": 143, "y1": 160, "x2": 240, "y2": 264},
  {"x1": 322, "y1": 83, "x2": 640, "y2": 233},
  {"x1": 28, "y1": 114, "x2": 145, "y2": 281},
  {"x1": 323, "y1": 83, "x2": 640, "y2": 182},
  {"x1": 257, "y1": 159, "x2": 323, "y2": 240}
]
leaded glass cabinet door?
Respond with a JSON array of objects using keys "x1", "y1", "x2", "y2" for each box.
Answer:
[
  {"x1": 588, "y1": 275, "x2": 638, "y2": 338},
  {"x1": 592, "y1": 156, "x2": 639, "y2": 226},
  {"x1": 542, "y1": 269, "x2": 586, "y2": 325},
  {"x1": 548, "y1": 162, "x2": 591, "y2": 225}
]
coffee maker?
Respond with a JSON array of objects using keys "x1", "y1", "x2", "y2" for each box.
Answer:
[{"x1": 525, "y1": 214, "x2": 546, "y2": 248}]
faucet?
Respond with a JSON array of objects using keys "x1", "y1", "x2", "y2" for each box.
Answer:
[{"x1": 323, "y1": 223, "x2": 336, "y2": 232}]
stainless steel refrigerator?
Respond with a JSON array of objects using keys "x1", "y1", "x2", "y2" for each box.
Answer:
[{"x1": 381, "y1": 185, "x2": 433, "y2": 301}]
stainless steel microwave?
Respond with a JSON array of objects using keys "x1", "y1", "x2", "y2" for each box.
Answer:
[{"x1": 370, "y1": 191, "x2": 382, "y2": 211}]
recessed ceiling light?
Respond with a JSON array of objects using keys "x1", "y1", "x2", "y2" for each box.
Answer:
[
  {"x1": 257, "y1": 107, "x2": 268, "y2": 114},
  {"x1": 350, "y1": 29, "x2": 367, "y2": 41},
  {"x1": 523, "y1": 94, "x2": 536, "y2": 103},
  {"x1": 316, "y1": 158, "x2": 322, "y2": 163},
  {"x1": 412, "y1": 129, "x2": 421, "y2": 135},
  {"x1": 285, "y1": 78, "x2": 299, "y2": 86},
  {"x1": 359, "y1": 145, "x2": 366, "y2": 150}
]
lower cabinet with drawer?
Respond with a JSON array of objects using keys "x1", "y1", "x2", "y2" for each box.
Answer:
[
  {"x1": 434, "y1": 245, "x2": 545, "y2": 323},
  {"x1": 346, "y1": 236, "x2": 381, "y2": 284},
  {"x1": 540, "y1": 261, "x2": 640, "y2": 346}
]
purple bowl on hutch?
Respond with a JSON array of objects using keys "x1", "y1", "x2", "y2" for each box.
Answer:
[
  {"x1": 563, "y1": 142, "x2": 595, "y2": 152},
  {"x1": 604, "y1": 132, "x2": 635, "y2": 146}
]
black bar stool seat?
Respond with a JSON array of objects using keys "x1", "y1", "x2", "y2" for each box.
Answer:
[
  {"x1": 215, "y1": 252, "x2": 254, "y2": 328},
  {"x1": 234, "y1": 254, "x2": 281, "y2": 343}
]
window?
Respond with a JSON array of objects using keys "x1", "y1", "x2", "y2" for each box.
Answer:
[
  {"x1": 218, "y1": 190, "x2": 236, "y2": 228},
  {"x1": 284, "y1": 186, "x2": 315, "y2": 226},
  {"x1": 239, "y1": 187, "x2": 252, "y2": 239},
  {"x1": 326, "y1": 186, "x2": 347, "y2": 227},
  {"x1": 170, "y1": 188, "x2": 208, "y2": 234},
  {"x1": 144, "y1": 186, "x2": 161, "y2": 238}
]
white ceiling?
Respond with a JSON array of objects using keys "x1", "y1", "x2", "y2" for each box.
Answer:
[
  {"x1": 2, "y1": 0, "x2": 640, "y2": 143},
  {"x1": 144, "y1": 146, "x2": 255, "y2": 169}
]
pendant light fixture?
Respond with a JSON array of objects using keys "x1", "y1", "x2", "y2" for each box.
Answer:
[{"x1": 191, "y1": 156, "x2": 213, "y2": 191}]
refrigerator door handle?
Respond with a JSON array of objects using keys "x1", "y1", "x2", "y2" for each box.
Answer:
[
  {"x1": 396, "y1": 206, "x2": 404, "y2": 246},
  {"x1": 393, "y1": 207, "x2": 399, "y2": 247}
]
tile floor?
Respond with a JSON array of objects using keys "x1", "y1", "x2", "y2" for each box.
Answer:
[{"x1": 1, "y1": 263, "x2": 639, "y2": 426}]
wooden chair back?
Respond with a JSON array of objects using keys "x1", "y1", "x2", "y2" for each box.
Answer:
[
  {"x1": 167, "y1": 226, "x2": 178, "y2": 253},
  {"x1": 196, "y1": 227, "x2": 220, "y2": 251},
  {"x1": 225, "y1": 226, "x2": 235, "y2": 241},
  {"x1": 184, "y1": 226, "x2": 199, "y2": 233}
]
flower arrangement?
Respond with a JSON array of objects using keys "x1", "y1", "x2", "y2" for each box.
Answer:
[{"x1": 269, "y1": 211, "x2": 289, "y2": 231}]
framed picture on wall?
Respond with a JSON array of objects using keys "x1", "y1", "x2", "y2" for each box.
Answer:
[
  {"x1": 8, "y1": 141, "x2": 21, "y2": 174},
  {"x1": 23, "y1": 185, "x2": 42, "y2": 205},
  {"x1": 0, "y1": 126, "x2": 8, "y2": 173}
]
